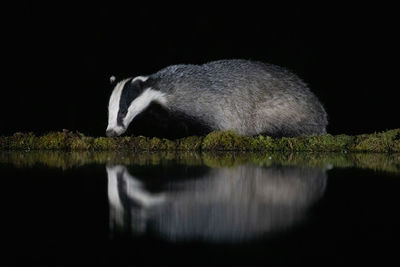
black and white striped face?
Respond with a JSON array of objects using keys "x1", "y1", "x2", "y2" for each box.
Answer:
[{"x1": 106, "y1": 76, "x2": 166, "y2": 137}]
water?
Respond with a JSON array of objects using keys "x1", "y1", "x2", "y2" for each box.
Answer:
[{"x1": 2, "y1": 151, "x2": 400, "y2": 266}]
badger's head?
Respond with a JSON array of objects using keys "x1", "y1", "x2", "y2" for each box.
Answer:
[{"x1": 106, "y1": 76, "x2": 166, "y2": 137}]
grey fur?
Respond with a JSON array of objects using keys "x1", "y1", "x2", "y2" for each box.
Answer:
[{"x1": 111, "y1": 59, "x2": 328, "y2": 136}]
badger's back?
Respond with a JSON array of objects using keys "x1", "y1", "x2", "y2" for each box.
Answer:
[{"x1": 149, "y1": 59, "x2": 327, "y2": 137}]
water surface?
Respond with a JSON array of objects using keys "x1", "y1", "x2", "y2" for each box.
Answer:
[{"x1": 2, "y1": 151, "x2": 399, "y2": 266}]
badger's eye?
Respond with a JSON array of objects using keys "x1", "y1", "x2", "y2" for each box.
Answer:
[{"x1": 117, "y1": 110, "x2": 125, "y2": 125}]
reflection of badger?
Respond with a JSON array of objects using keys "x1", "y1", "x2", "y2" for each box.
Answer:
[
  {"x1": 106, "y1": 59, "x2": 328, "y2": 137},
  {"x1": 106, "y1": 164, "x2": 327, "y2": 242}
]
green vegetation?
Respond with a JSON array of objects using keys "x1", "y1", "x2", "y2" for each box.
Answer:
[
  {"x1": 1, "y1": 151, "x2": 399, "y2": 174},
  {"x1": 1, "y1": 129, "x2": 399, "y2": 152}
]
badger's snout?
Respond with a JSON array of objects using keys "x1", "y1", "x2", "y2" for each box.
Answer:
[
  {"x1": 106, "y1": 125, "x2": 127, "y2": 137},
  {"x1": 106, "y1": 129, "x2": 118, "y2": 137}
]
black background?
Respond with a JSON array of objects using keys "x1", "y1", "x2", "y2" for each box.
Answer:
[{"x1": 3, "y1": 3, "x2": 399, "y2": 136}]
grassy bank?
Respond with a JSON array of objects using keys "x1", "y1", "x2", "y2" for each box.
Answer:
[{"x1": 0, "y1": 129, "x2": 399, "y2": 152}]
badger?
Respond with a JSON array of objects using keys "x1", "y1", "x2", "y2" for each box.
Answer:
[
  {"x1": 106, "y1": 59, "x2": 328, "y2": 137},
  {"x1": 106, "y1": 163, "x2": 327, "y2": 241}
]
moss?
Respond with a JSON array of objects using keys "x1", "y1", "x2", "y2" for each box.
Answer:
[
  {"x1": 1, "y1": 129, "x2": 399, "y2": 152},
  {"x1": 1, "y1": 150, "x2": 399, "y2": 174},
  {"x1": 6, "y1": 132, "x2": 36, "y2": 150},
  {"x1": 177, "y1": 136, "x2": 203, "y2": 150},
  {"x1": 351, "y1": 129, "x2": 400, "y2": 152},
  {"x1": 247, "y1": 135, "x2": 275, "y2": 151},
  {"x1": 202, "y1": 131, "x2": 251, "y2": 151},
  {"x1": 70, "y1": 136, "x2": 93, "y2": 150},
  {"x1": 93, "y1": 137, "x2": 117, "y2": 150},
  {"x1": 290, "y1": 134, "x2": 354, "y2": 152},
  {"x1": 37, "y1": 132, "x2": 69, "y2": 150},
  {"x1": 135, "y1": 136, "x2": 156, "y2": 150},
  {"x1": 157, "y1": 137, "x2": 178, "y2": 150}
]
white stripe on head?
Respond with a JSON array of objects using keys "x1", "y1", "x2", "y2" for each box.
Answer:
[
  {"x1": 107, "y1": 78, "x2": 131, "y2": 134},
  {"x1": 133, "y1": 76, "x2": 149, "y2": 82}
]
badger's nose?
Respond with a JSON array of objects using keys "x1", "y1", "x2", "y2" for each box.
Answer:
[{"x1": 106, "y1": 129, "x2": 117, "y2": 137}]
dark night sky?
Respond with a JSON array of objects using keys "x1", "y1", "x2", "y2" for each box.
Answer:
[{"x1": 2, "y1": 3, "x2": 399, "y2": 136}]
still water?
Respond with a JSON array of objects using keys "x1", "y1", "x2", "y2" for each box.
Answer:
[{"x1": 2, "y1": 151, "x2": 400, "y2": 266}]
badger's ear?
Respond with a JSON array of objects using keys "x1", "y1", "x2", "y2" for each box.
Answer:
[{"x1": 109, "y1": 75, "x2": 117, "y2": 85}]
